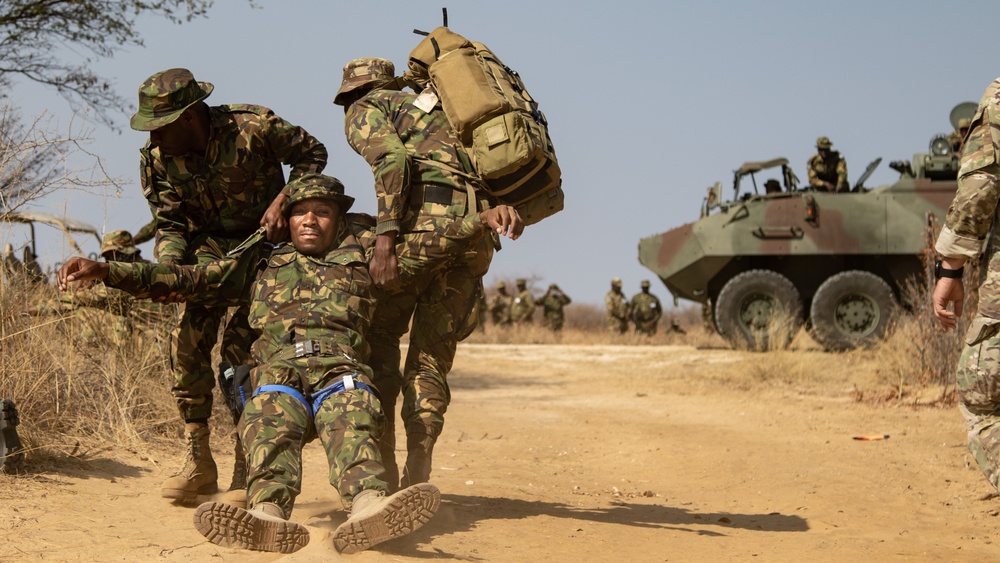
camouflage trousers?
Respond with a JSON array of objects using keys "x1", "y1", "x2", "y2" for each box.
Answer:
[
  {"x1": 369, "y1": 228, "x2": 494, "y2": 489},
  {"x1": 543, "y1": 312, "x2": 565, "y2": 332},
  {"x1": 171, "y1": 235, "x2": 254, "y2": 422},
  {"x1": 607, "y1": 317, "x2": 628, "y2": 334},
  {"x1": 634, "y1": 319, "x2": 658, "y2": 336},
  {"x1": 240, "y1": 360, "x2": 388, "y2": 517},
  {"x1": 956, "y1": 316, "x2": 1000, "y2": 492}
]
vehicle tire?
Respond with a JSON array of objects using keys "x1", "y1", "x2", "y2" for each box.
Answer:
[
  {"x1": 809, "y1": 270, "x2": 897, "y2": 352},
  {"x1": 714, "y1": 270, "x2": 803, "y2": 352}
]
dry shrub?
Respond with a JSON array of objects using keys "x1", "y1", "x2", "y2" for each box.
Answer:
[{"x1": 0, "y1": 277, "x2": 178, "y2": 466}]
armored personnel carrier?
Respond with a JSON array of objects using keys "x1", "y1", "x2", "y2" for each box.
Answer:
[{"x1": 637, "y1": 104, "x2": 975, "y2": 351}]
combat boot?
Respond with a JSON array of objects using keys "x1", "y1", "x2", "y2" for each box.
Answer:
[
  {"x1": 332, "y1": 483, "x2": 440, "y2": 554},
  {"x1": 218, "y1": 436, "x2": 247, "y2": 508},
  {"x1": 0, "y1": 399, "x2": 25, "y2": 474},
  {"x1": 161, "y1": 422, "x2": 218, "y2": 501},
  {"x1": 193, "y1": 501, "x2": 309, "y2": 553},
  {"x1": 400, "y1": 431, "x2": 436, "y2": 488}
]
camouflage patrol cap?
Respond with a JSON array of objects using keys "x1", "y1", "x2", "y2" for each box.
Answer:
[
  {"x1": 816, "y1": 136, "x2": 833, "y2": 149},
  {"x1": 640, "y1": 280, "x2": 651, "y2": 288},
  {"x1": 333, "y1": 58, "x2": 395, "y2": 106},
  {"x1": 101, "y1": 230, "x2": 139, "y2": 257},
  {"x1": 958, "y1": 117, "x2": 972, "y2": 130},
  {"x1": 282, "y1": 174, "x2": 355, "y2": 216},
  {"x1": 129, "y1": 68, "x2": 213, "y2": 131}
]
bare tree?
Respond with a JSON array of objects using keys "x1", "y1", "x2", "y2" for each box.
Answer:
[{"x1": 0, "y1": 0, "x2": 216, "y2": 128}]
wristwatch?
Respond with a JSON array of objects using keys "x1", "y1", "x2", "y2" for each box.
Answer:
[{"x1": 934, "y1": 259, "x2": 964, "y2": 279}]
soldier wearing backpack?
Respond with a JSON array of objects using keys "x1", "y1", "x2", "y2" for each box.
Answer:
[{"x1": 334, "y1": 57, "x2": 524, "y2": 490}]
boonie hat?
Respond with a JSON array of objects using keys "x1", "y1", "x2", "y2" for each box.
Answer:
[
  {"x1": 958, "y1": 117, "x2": 972, "y2": 130},
  {"x1": 611, "y1": 277, "x2": 622, "y2": 286},
  {"x1": 101, "y1": 230, "x2": 139, "y2": 257},
  {"x1": 130, "y1": 68, "x2": 213, "y2": 131},
  {"x1": 282, "y1": 174, "x2": 355, "y2": 216},
  {"x1": 516, "y1": 278, "x2": 527, "y2": 286},
  {"x1": 816, "y1": 136, "x2": 833, "y2": 149},
  {"x1": 333, "y1": 58, "x2": 395, "y2": 106},
  {"x1": 640, "y1": 280, "x2": 651, "y2": 288},
  {"x1": 497, "y1": 280, "x2": 506, "y2": 289}
]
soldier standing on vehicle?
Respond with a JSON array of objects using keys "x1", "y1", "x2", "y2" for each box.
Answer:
[
  {"x1": 630, "y1": 280, "x2": 663, "y2": 336},
  {"x1": 933, "y1": 76, "x2": 1000, "y2": 498},
  {"x1": 537, "y1": 283, "x2": 571, "y2": 331},
  {"x1": 130, "y1": 67, "x2": 328, "y2": 505},
  {"x1": 606, "y1": 277, "x2": 629, "y2": 334},
  {"x1": 511, "y1": 278, "x2": 535, "y2": 324},
  {"x1": 490, "y1": 280, "x2": 514, "y2": 327},
  {"x1": 807, "y1": 136, "x2": 848, "y2": 192},
  {"x1": 335, "y1": 57, "x2": 524, "y2": 491}
]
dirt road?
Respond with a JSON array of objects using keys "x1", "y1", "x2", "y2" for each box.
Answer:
[{"x1": 1, "y1": 343, "x2": 994, "y2": 562}]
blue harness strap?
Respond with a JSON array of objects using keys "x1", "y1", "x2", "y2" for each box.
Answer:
[{"x1": 252, "y1": 375, "x2": 373, "y2": 419}]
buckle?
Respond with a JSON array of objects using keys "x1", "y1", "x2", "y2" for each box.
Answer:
[{"x1": 294, "y1": 340, "x2": 317, "y2": 358}]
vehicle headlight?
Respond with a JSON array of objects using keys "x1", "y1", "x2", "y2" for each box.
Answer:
[{"x1": 929, "y1": 135, "x2": 951, "y2": 156}]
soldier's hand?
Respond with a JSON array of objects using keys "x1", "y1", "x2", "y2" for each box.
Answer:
[
  {"x1": 57, "y1": 257, "x2": 110, "y2": 291},
  {"x1": 481, "y1": 205, "x2": 524, "y2": 240},
  {"x1": 262, "y1": 193, "x2": 290, "y2": 243},
  {"x1": 932, "y1": 277, "x2": 964, "y2": 330},
  {"x1": 370, "y1": 233, "x2": 401, "y2": 289}
]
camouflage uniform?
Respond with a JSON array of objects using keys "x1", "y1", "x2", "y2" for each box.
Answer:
[
  {"x1": 630, "y1": 281, "x2": 663, "y2": 336},
  {"x1": 339, "y1": 58, "x2": 497, "y2": 489},
  {"x1": 605, "y1": 278, "x2": 629, "y2": 334},
  {"x1": 133, "y1": 219, "x2": 157, "y2": 246},
  {"x1": 489, "y1": 282, "x2": 514, "y2": 326},
  {"x1": 536, "y1": 284, "x2": 571, "y2": 331},
  {"x1": 134, "y1": 68, "x2": 327, "y2": 424},
  {"x1": 935, "y1": 77, "x2": 1000, "y2": 493},
  {"x1": 807, "y1": 136, "x2": 849, "y2": 192},
  {"x1": 510, "y1": 279, "x2": 535, "y2": 324},
  {"x1": 949, "y1": 117, "x2": 973, "y2": 155}
]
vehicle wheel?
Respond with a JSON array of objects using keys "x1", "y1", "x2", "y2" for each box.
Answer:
[
  {"x1": 714, "y1": 270, "x2": 803, "y2": 352},
  {"x1": 809, "y1": 270, "x2": 897, "y2": 352}
]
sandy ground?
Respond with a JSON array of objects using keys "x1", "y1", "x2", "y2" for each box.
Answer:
[{"x1": 1, "y1": 342, "x2": 997, "y2": 562}]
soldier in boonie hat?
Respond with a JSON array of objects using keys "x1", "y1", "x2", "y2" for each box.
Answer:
[
  {"x1": 130, "y1": 68, "x2": 214, "y2": 131},
  {"x1": 611, "y1": 277, "x2": 623, "y2": 287},
  {"x1": 333, "y1": 58, "x2": 396, "y2": 107},
  {"x1": 281, "y1": 174, "x2": 355, "y2": 217},
  {"x1": 816, "y1": 136, "x2": 833, "y2": 149},
  {"x1": 100, "y1": 230, "x2": 141, "y2": 261}
]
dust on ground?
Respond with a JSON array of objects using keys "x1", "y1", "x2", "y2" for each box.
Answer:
[{"x1": 1, "y1": 343, "x2": 994, "y2": 562}]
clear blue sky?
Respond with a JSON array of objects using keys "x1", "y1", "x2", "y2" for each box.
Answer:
[{"x1": 4, "y1": 0, "x2": 995, "y2": 306}]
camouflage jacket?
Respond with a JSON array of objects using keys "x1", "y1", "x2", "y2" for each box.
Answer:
[
  {"x1": 630, "y1": 292, "x2": 662, "y2": 323},
  {"x1": 140, "y1": 104, "x2": 327, "y2": 263},
  {"x1": 511, "y1": 289, "x2": 536, "y2": 322},
  {"x1": 107, "y1": 217, "x2": 377, "y2": 377},
  {"x1": 937, "y1": 77, "x2": 1000, "y2": 319},
  {"x1": 807, "y1": 152, "x2": 848, "y2": 192},
  {"x1": 605, "y1": 290, "x2": 629, "y2": 320},
  {"x1": 490, "y1": 293, "x2": 513, "y2": 324},
  {"x1": 344, "y1": 89, "x2": 489, "y2": 236},
  {"x1": 537, "y1": 291, "x2": 571, "y2": 316}
]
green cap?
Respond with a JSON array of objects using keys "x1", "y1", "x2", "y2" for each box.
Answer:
[
  {"x1": 130, "y1": 68, "x2": 213, "y2": 131},
  {"x1": 816, "y1": 136, "x2": 833, "y2": 149},
  {"x1": 101, "y1": 230, "x2": 139, "y2": 257},
  {"x1": 282, "y1": 174, "x2": 355, "y2": 216},
  {"x1": 333, "y1": 58, "x2": 395, "y2": 106}
]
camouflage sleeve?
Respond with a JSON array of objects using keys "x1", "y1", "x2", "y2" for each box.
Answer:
[
  {"x1": 260, "y1": 108, "x2": 328, "y2": 192},
  {"x1": 937, "y1": 84, "x2": 1000, "y2": 259},
  {"x1": 105, "y1": 236, "x2": 266, "y2": 306},
  {"x1": 140, "y1": 147, "x2": 188, "y2": 263},
  {"x1": 345, "y1": 97, "x2": 411, "y2": 234},
  {"x1": 836, "y1": 157, "x2": 848, "y2": 191},
  {"x1": 806, "y1": 156, "x2": 820, "y2": 186},
  {"x1": 133, "y1": 218, "x2": 156, "y2": 245},
  {"x1": 562, "y1": 294, "x2": 572, "y2": 306}
]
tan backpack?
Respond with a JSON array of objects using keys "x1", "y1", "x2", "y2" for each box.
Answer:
[{"x1": 408, "y1": 26, "x2": 563, "y2": 225}]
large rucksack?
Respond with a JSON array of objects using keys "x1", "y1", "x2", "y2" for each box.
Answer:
[{"x1": 407, "y1": 26, "x2": 563, "y2": 226}]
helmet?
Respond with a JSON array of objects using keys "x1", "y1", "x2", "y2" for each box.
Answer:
[
  {"x1": 333, "y1": 58, "x2": 395, "y2": 106},
  {"x1": 611, "y1": 277, "x2": 622, "y2": 287}
]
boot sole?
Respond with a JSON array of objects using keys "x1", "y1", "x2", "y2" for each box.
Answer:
[
  {"x1": 193, "y1": 501, "x2": 309, "y2": 554},
  {"x1": 333, "y1": 483, "x2": 441, "y2": 554},
  {"x1": 0, "y1": 399, "x2": 24, "y2": 474}
]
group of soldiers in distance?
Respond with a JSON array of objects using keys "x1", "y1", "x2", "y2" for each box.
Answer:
[
  {"x1": 605, "y1": 277, "x2": 684, "y2": 336},
  {"x1": 486, "y1": 278, "x2": 572, "y2": 331}
]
